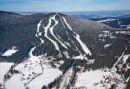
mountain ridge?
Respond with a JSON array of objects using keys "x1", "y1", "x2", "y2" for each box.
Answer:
[{"x1": 0, "y1": 11, "x2": 130, "y2": 89}]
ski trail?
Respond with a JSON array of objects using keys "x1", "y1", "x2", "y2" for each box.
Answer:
[
  {"x1": 58, "y1": 14, "x2": 66, "y2": 28},
  {"x1": 117, "y1": 19, "x2": 121, "y2": 25},
  {"x1": 50, "y1": 14, "x2": 68, "y2": 49},
  {"x1": 42, "y1": 15, "x2": 62, "y2": 56},
  {"x1": 71, "y1": 40, "x2": 82, "y2": 55},
  {"x1": 36, "y1": 20, "x2": 44, "y2": 45},
  {"x1": 29, "y1": 20, "x2": 43, "y2": 57},
  {"x1": 112, "y1": 47, "x2": 127, "y2": 69},
  {"x1": 62, "y1": 16, "x2": 72, "y2": 31},
  {"x1": 29, "y1": 47, "x2": 36, "y2": 57},
  {"x1": 59, "y1": 62, "x2": 74, "y2": 89},
  {"x1": 62, "y1": 16, "x2": 92, "y2": 56},
  {"x1": 29, "y1": 14, "x2": 91, "y2": 58},
  {"x1": 35, "y1": 20, "x2": 42, "y2": 37},
  {"x1": 75, "y1": 34, "x2": 91, "y2": 55},
  {"x1": 43, "y1": 17, "x2": 59, "y2": 51},
  {"x1": 71, "y1": 40, "x2": 94, "y2": 64}
]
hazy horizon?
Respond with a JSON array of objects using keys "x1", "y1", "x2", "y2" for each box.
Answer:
[{"x1": 0, "y1": 0, "x2": 130, "y2": 12}]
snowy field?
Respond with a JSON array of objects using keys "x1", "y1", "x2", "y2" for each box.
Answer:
[
  {"x1": 74, "y1": 69, "x2": 126, "y2": 89},
  {"x1": 4, "y1": 55, "x2": 62, "y2": 89},
  {"x1": 0, "y1": 62, "x2": 14, "y2": 85}
]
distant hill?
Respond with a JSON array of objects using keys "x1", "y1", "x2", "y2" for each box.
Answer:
[{"x1": 90, "y1": 14, "x2": 130, "y2": 28}]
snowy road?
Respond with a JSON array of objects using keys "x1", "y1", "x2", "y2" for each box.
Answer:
[
  {"x1": 112, "y1": 47, "x2": 127, "y2": 69},
  {"x1": 59, "y1": 62, "x2": 75, "y2": 89},
  {"x1": 59, "y1": 67, "x2": 73, "y2": 89}
]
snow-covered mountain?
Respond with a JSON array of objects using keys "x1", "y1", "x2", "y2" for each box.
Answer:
[
  {"x1": 0, "y1": 11, "x2": 130, "y2": 89},
  {"x1": 91, "y1": 14, "x2": 130, "y2": 29},
  {"x1": 64, "y1": 10, "x2": 130, "y2": 19}
]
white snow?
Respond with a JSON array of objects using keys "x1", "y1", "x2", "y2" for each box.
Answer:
[
  {"x1": 62, "y1": 16, "x2": 73, "y2": 31},
  {"x1": 59, "y1": 66, "x2": 73, "y2": 89},
  {"x1": 5, "y1": 74, "x2": 25, "y2": 89},
  {"x1": 43, "y1": 15, "x2": 61, "y2": 55},
  {"x1": 27, "y1": 65, "x2": 61, "y2": 89},
  {"x1": 39, "y1": 38, "x2": 44, "y2": 44},
  {"x1": 58, "y1": 14, "x2": 66, "y2": 28},
  {"x1": 2, "y1": 14, "x2": 129, "y2": 89},
  {"x1": 35, "y1": 20, "x2": 45, "y2": 45},
  {"x1": 62, "y1": 16, "x2": 92, "y2": 56},
  {"x1": 29, "y1": 47, "x2": 36, "y2": 57},
  {"x1": 72, "y1": 55, "x2": 95, "y2": 64},
  {"x1": 63, "y1": 51, "x2": 69, "y2": 59},
  {"x1": 71, "y1": 39, "x2": 93, "y2": 64},
  {"x1": 122, "y1": 54, "x2": 130, "y2": 64},
  {"x1": 99, "y1": 31, "x2": 111, "y2": 38},
  {"x1": 99, "y1": 31, "x2": 116, "y2": 39},
  {"x1": 0, "y1": 62, "x2": 14, "y2": 85},
  {"x1": 73, "y1": 55, "x2": 85, "y2": 60},
  {"x1": 116, "y1": 31, "x2": 128, "y2": 34},
  {"x1": 5, "y1": 15, "x2": 65, "y2": 89},
  {"x1": 104, "y1": 44, "x2": 111, "y2": 48},
  {"x1": 62, "y1": 16, "x2": 93, "y2": 64},
  {"x1": 2, "y1": 46, "x2": 18, "y2": 56},
  {"x1": 75, "y1": 34, "x2": 92, "y2": 55},
  {"x1": 35, "y1": 20, "x2": 42, "y2": 38},
  {"x1": 65, "y1": 42, "x2": 71, "y2": 47},
  {"x1": 112, "y1": 48, "x2": 127, "y2": 69},
  {"x1": 119, "y1": 54, "x2": 130, "y2": 71},
  {"x1": 97, "y1": 19, "x2": 116, "y2": 23},
  {"x1": 75, "y1": 70, "x2": 107, "y2": 88},
  {"x1": 14, "y1": 56, "x2": 43, "y2": 84},
  {"x1": 74, "y1": 69, "x2": 125, "y2": 89},
  {"x1": 6, "y1": 55, "x2": 62, "y2": 89},
  {"x1": 50, "y1": 14, "x2": 68, "y2": 49}
]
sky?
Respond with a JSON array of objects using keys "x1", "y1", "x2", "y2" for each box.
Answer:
[{"x1": 0, "y1": 0, "x2": 130, "y2": 12}]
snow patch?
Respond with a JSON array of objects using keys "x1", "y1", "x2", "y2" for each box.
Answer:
[
  {"x1": 104, "y1": 44, "x2": 111, "y2": 48},
  {"x1": 97, "y1": 19, "x2": 116, "y2": 23},
  {"x1": 2, "y1": 46, "x2": 18, "y2": 56}
]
